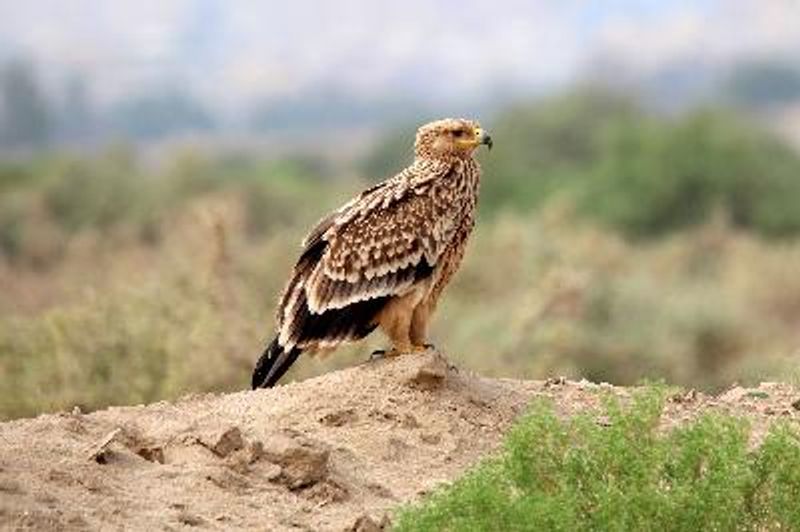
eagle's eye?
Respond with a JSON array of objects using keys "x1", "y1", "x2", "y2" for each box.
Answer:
[{"x1": 452, "y1": 129, "x2": 464, "y2": 138}]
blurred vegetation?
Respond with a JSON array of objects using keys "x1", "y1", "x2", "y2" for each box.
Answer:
[
  {"x1": 107, "y1": 91, "x2": 216, "y2": 139},
  {"x1": 1, "y1": 89, "x2": 800, "y2": 419},
  {"x1": 369, "y1": 89, "x2": 800, "y2": 237},
  {"x1": 723, "y1": 60, "x2": 800, "y2": 109},
  {"x1": 0, "y1": 60, "x2": 53, "y2": 149},
  {"x1": 395, "y1": 387, "x2": 800, "y2": 531}
]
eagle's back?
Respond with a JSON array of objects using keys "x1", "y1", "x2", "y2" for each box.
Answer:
[{"x1": 274, "y1": 156, "x2": 479, "y2": 354}]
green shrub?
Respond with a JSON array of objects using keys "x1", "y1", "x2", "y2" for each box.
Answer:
[
  {"x1": 582, "y1": 110, "x2": 800, "y2": 237},
  {"x1": 395, "y1": 388, "x2": 800, "y2": 531},
  {"x1": 42, "y1": 147, "x2": 149, "y2": 232}
]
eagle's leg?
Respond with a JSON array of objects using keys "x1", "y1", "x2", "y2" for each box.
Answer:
[
  {"x1": 410, "y1": 301, "x2": 435, "y2": 350},
  {"x1": 376, "y1": 287, "x2": 428, "y2": 356},
  {"x1": 380, "y1": 308, "x2": 414, "y2": 357}
]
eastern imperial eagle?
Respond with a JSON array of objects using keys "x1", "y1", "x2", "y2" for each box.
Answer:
[{"x1": 252, "y1": 118, "x2": 492, "y2": 388}]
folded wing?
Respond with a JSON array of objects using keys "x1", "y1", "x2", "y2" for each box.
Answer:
[{"x1": 275, "y1": 162, "x2": 457, "y2": 351}]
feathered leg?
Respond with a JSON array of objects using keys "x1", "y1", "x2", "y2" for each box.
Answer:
[
  {"x1": 410, "y1": 301, "x2": 433, "y2": 348},
  {"x1": 376, "y1": 286, "x2": 429, "y2": 356}
]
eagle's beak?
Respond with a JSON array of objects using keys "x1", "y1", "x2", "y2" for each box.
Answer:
[{"x1": 475, "y1": 127, "x2": 493, "y2": 150}]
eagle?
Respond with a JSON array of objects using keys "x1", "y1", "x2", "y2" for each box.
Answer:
[{"x1": 252, "y1": 118, "x2": 492, "y2": 388}]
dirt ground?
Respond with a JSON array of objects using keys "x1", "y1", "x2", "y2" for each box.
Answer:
[{"x1": 1, "y1": 351, "x2": 799, "y2": 531}]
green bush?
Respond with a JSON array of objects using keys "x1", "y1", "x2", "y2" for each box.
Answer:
[
  {"x1": 42, "y1": 147, "x2": 150, "y2": 233},
  {"x1": 0, "y1": 147, "x2": 341, "y2": 264},
  {"x1": 395, "y1": 387, "x2": 800, "y2": 531},
  {"x1": 481, "y1": 88, "x2": 639, "y2": 214},
  {"x1": 582, "y1": 110, "x2": 800, "y2": 237},
  {"x1": 0, "y1": 269, "x2": 252, "y2": 419}
]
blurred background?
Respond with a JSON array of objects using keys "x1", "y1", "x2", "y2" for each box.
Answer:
[{"x1": 2, "y1": 0, "x2": 800, "y2": 420}]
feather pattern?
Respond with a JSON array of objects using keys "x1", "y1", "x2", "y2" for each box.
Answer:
[{"x1": 253, "y1": 118, "x2": 488, "y2": 388}]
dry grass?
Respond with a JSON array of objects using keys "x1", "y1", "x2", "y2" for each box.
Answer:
[{"x1": 1, "y1": 187, "x2": 799, "y2": 420}]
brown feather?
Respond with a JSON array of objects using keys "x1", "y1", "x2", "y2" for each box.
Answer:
[{"x1": 272, "y1": 118, "x2": 483, "y2": 354}]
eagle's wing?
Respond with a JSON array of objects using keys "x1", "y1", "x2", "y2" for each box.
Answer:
[{"x1": 276, "y1": 160, "x2": 458, "y2": 349}]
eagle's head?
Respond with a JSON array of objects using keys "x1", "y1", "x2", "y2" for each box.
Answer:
[{"x1": 414, "y1": 118, "x2": 492, "y2": 161}]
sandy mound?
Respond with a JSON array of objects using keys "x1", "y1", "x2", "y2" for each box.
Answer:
[{"x1": 1, "y1": 351, "x2": 799, "y2": 531}]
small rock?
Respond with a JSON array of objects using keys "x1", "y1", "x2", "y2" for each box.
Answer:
[
  {"x1": 320, "y1": 409, "x2": 357, "y2": 427},
  {"x1": 198, "y1": 426, "x2": 244, "y2": 458},
  {"x1": 87, "y1": 428, "x2": 122, "y2": 463},
  {"x1": 261, "y1": 432, "x2": 329, "y2": 489},
  {"x1": 225, "y1": 440, "x2": 271, "y2": 475},
  {"x1": 177, "y1": 510, "x2": 206, "y2": 527},
  {"x1": 407, "y1": 353, "x2": 448, "y2": 390},
  {"x1": 136, "y1": 446, "x2": 165, "y2": 464},
  {"x1": 302, "y1": 478, "x2": 349, "y2": 504},
  {"x1": 792, "y1": 398, "x2": 800, "y2": 411},
  {"x1": 254, "y1": 461, "x2": 282, "y2": 481},
  {"x1": 349, "y1": 514, "x2": 387, "y2": 532}
]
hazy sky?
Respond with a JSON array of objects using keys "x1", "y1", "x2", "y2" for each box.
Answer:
[{"x1": 0, "y1": 0, "x2": 798, "y2": 109}]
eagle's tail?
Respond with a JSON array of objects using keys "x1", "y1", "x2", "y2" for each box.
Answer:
[{"x1": 251, "y1": 337, "x2": 302, "y2": 389}]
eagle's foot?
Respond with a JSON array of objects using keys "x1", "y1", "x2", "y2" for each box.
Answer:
[
  {"x1": 370, "y1": 345, "x2": 430, "y2": 360},
  {"x1": 370, "y1": 348, "x2": 404, "y2": 360},
  {"x1": 409, "y1": 344, "x2": 434, "y2": 354}
]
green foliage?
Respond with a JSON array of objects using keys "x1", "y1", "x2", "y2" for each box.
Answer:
[
  {"x1": 395, "y1": 388, "x2": 800, "y2": 531},
  {"x1": 481, "y1": 88, "x2": 640, "y2": 215},
  {"x1": 3, "y1": 94, "x2": 800, "y2": 419},
  {"x1": 0, "y1": 252, "x2": 258, "y2": 418},
  {"x1": 582, "y1": 110, "x2": 800, "y2": 237},
  {"x1": 0, "y1": 146, "x2": 340, "y2": 265},
  {"x1": 42, "y1": 147, "x2": 150, "y2": 232}
]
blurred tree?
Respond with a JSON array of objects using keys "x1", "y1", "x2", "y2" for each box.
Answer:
[
  {"x1": 0, "y1": 60, "x2": 53, "y2": 149},
  {"x1": 582, "y1": 110, "x2": 800, "y2": 237},
  {"x1": 481, "y1": 88, "x2": 640, "y2": 213},
  {"x1": 42, "y1": 145, "x2": 145, "y2": 233}
]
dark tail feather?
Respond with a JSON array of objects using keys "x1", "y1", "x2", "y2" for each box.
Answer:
[{"x1": 251, "y1": 337, "x2": 302, "y2": 389}]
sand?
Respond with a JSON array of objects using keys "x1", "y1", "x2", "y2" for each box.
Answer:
[{"x1": 1, "y1": 351, "x2": 798, "y2": 531}]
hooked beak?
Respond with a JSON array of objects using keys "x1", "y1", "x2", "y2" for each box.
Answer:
[{"x1": 475, "y1": 127, "x2": 493, "y2": 150}]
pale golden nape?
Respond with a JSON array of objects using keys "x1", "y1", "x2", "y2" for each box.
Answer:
[{"x1": 252, "y1": 118, "x2": 492, "y2": 388}]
